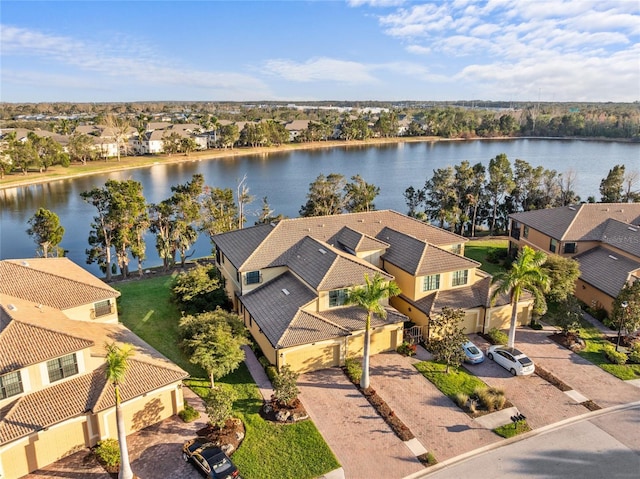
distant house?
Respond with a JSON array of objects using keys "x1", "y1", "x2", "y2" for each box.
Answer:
[
  {"x1": 285, "y1": 120, "x2": 310, "y2": 142},
  {"x1": 0, "y1": 258, "x2": 187, "y2": 478},
  {"x1": 509, "y1": 203, "x2": 640, "y2": 314},
  {"x1": 213, "y1": 210, "x2": 532, "y2": 373}
]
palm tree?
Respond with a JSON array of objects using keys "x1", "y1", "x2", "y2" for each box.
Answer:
[
  {"x1": 491, "y1": 246, "x2": 550, "y2": 348},
  {"x1": 105, "y1": 342, "x2": 135, "y2": 479},
  {"x1": 346, "y1": 273, "x2": 401, "y2": 389}
]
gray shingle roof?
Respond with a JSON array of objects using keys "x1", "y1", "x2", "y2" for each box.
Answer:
[
  {"x1": 510, "y1": 203, "x2": 640, "y2": 241},
  {"x1": 574, "y1": 246, "x2": 640, "y2": 298},
  {"x1": 214, "y1": 210, "x2": 466, "y2": 272},
  {"x1": 239, "y1": 272, "x2": 317, "y2": 348},
  {"x1": 335, "y1": 226, "x2": 390, "y2": 253},
  {"x1": 601, "y1": 219, "x2": 640, "y2": 258}
]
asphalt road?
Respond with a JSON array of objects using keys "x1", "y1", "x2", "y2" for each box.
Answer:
[{"x1": 409, "y1": 403, "x2": 640, "y2": 479}]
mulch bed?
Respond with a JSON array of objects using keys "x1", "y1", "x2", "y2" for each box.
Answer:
[
  {"x1": 260, "y1": 397, "x2": 309, "y2": 423},
  {"x1": 196, "y1": 418, "x2": 245, "y2": 455},
  {"x1": 342, "y1": 368, "x2": 415, "y2": 442}
]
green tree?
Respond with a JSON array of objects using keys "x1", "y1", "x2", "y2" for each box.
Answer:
[
  {"x1": 9, "y1": 137, "x2": 37, "y2": 175},
  {"x1": 81, "y1": 184, "x2": 118, "y2": 280},
  {"x1": 26, "y1": 208, "x2": 65, "y2": 257},
  {"x1": 171, "y1": 263, "x2": 228, "y2": 314},
  {"x1": 68, "y1": 132, "x2": 96, "y2": 164},
  {"x1": 28, "y1": 133, "x2": 69, "y2": 172},
  {"x1": 611, "y1": 281, "x2": 640, "y2": 346},
  {"x1": 487, "y1": 154, "x2": 515, "y2": 235},
  {"x1": 428, "y1": 307, "x2": 468, "y2": 373},
  {"x1": 299, "y1": 173, "x2": 346, "y2": 217},
  {"x1": 180, "y1": 137, "x2": 199, "y2": 156},
  {"x1": 344, "y1": 175, "x2": 380, "y2": 213},
  {"x1": 162, "y1": 131, "x2": 182, "y2": 155},
  {"x1": 272, "y1": 364, "x2": 300, "y2": 406},
  {"x1": 180, "y1": 309, "x2": 248, "y2": 388},
  {"x1": 104, "y1": 342, "x2": 135, "y2": 479},
  {"x1": 236, "y1": 174, "x2": 255, "y2": 229},
  {"x1": 424, "y1": 166, "x2": 459, "y2": 230},
  {"x1": 169, "y1": 174, "x2": 204, "y2": 268},
  {"x1": 201, "y1": 187, "x2": 238, "y2": 243},
  {"x1": 218, "y1": 124, "x2": 240, "y2": 149},
  {"x1": 149, "y1": 199, "x2": 178, "y2": 271},
  {"x1": 255, "y1": 196, "x2": 284, "y2": 225},
  {"x1": 105, "y1": 115, "x2": 130, "y2": 162},
  {"x1": 205, "y1": 385, "x2": 237, "y2": 429},
  {"x1": 491, "y1": 246, "x2": 550, "y2": 347},
  {"x1": 542, "y1": 254, "x2": 581, "y2": 303},
  {"x1": 549, "y1": 296, "x2": 583, "y2": 336},
  {"x1": 345, "y1": 273, "x2": 401, "y2": 389},
  {"x1": 600, "y1": 164, "x2": 625, "y2": 202},
  {"x1": 404, "y1": 185, "x2": 426, "y2": 218}
]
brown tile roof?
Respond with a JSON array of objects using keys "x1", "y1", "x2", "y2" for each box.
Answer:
[
  {"x1": 214, "y1": 210, "x2": 465, "y2": 272},
  {"x1": 0, "y1": 259, "x2": 120, "y2": 311},
  {"x1": 319, "y1": 306, "x2": 405, "y2": 332},
  {"x1": 574, "y1": 246, "x2": 640, "y2": 298},
  {"x1": 0, "y1": 359, "x2": 187, "y2": 445},
  {"x1": 0, "y1": 316, "x2": 93, "y2": 374},
  {"x1": 335, "y1": 226, "x2": 390, "y2": 253},
  {"x1": 510, "y1": 203, "x2": 640, "y2": 241},
  {"x1": 278, "y1": 311, "x2": 350, "y2": 348}
]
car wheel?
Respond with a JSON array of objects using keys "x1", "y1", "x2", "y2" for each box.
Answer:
[
  {"x1": 487, "y1": 353, "x2": 493, "y2": 360},
  {"x1": 510, "y1": 368, "x2": 517, "y2": 376},
  {"x1": 182, "y1": 452, "x2": 189, "y2": 462}
]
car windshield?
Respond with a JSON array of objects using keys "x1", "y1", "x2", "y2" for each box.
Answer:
[
  {"x1": 518, "y1": 357, "x2": 533, "y2": 367},
  {"x1": 466, "y1": 345, "x2": 480, "y2": 355},
  {"x1": 212, "y1": 458, "x2": 232, "y2": 473}
]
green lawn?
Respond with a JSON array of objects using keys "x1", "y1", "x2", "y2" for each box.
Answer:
[
  {"x1": 114, "y1": 275, "x2": 340, "y2": 479},
  {"x1": 464, "y1": 239, "x2": 509, "y2": 275},
  {"x1": 414, "y1": 361, "x2": 487, "y2": 398}
]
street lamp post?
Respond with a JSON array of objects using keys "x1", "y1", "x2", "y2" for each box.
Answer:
[{"x1": 616, "y1": 301, "x2": 629, "y2": 352}]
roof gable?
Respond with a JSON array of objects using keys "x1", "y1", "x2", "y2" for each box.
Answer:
[{"x1": 574, "y1": 246, "x2": 640, "y2": 297}]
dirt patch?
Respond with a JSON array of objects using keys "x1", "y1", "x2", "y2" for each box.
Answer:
[
  {"x1": 548, "y1": 332, "x2": 586, "y2": 352},
  {"x1": 196, "y1": 418, "x2": 245, "y2": 456},
  {"x1": 581, "y1": 400, "x2": 602, "y2": 411},
  {"x1": 260, "y1": 398, "x2": 309, "y2": 423},
  {"x1": 535, "y1": 365, "x2": 572, "y2": 392}
]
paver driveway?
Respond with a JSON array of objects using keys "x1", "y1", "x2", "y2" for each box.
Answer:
[{"x1": 298, "y1": 368, "x2": 423, "y2": 479}]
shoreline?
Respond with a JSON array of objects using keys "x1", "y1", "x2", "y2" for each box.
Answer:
[{"x1": 0, "y1": 135, "x2": 635, "y2": 191}]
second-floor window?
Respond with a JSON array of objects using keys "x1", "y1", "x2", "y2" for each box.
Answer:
[
  {"x1": 452, "y1": 270, "x2": 468, "y2": 287},
  {"x1": 0, "y1": 371, "x2": 23, "y2": 400},
  {"x1": 47, "y1": 353, "x2": 78, "y2": 383},
  {"x1": 329, "y1": 289, "x2": 349, "y2": 307},
  {"x1": 549, "y1": 238, "x2": 558, "y2": 253},
  {"x1": 245, "y1": 271, "x2": 261, "y2": 285},
  {"x1": 451, "y1": 244, "x2": 462, "y2": 255},
  {"x1": 94, "y1": 300, "x2": 112, "y2": 318},
  {"x1": 423, "y1": 274, "x2": 440, "y2": 291},
  {"x1": 563, "y1": 242, "x2": 576, "y2": 254},
  {"x1": 523, "y1": 226, "x2": 529, "y2": 238}
]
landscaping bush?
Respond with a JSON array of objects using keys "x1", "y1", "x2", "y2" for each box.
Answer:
[
  {"x1": 179, "y1": 402, "x2": 200, "y2": 422},
  {"x1": 486, "y1": 247, "x2": 508, "y2": 264},
  {"x1": 257, "y1": 355, "x2": 270, "y2": 369},
  {"x1": 94, "y1": 438, "x2": 120, "y2": 468},
  {"x1": 397, "y1": 341, "x2": 417, "y2": 357},
  {"x1": 603, "y1": 344, "x2": 627, "y2": 365},
  {"x1": 417, "y1": 452, "x2": 438, "y2": 466},
  {"x1": 344, "y1": 357, "x2": 362, "y2": 384},
  {"x1": 487, "y1": 328, "x2": 508, "y2": 345},
  {"x1": 475, "y1": 386, "x2": 506, "y2": 412},
  {"x1": 529, "y1": 320, "x2": 543, "y2": 330},
  {"x1": 272, "y1": 365, "x2": 300, "y2": 406},
  {"x1": 454, "y1": 392, "x2": 469, "y2": 409},
  {"x1": 206, "y1": 385, "x2": 238, "y2": 428},
  {"x1": 628, "y1": 343, "x2": 640, "y2": 364},
  {"x1": 265, "y1": 365, "x2": 278, "y2": 382}
]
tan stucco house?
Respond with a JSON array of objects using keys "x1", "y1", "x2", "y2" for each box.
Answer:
[
  {"x1": 509, "y1": 203, "x2": 640, "y2": 314},
  {"x1": 0, "y1": 258, "x2": 188, "y2": 479},
  {"x1": 212, "y1": 210, "x2": 532, "y2": 373}
]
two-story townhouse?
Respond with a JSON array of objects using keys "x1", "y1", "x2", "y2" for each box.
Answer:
[
  {"x1": 509, "y1": 203, "x2": 640, "y2": 314},
  {"x1": 212, "y1": 210, "x2": 533, "y2": 373},
  {"x1": 0, "y1": 258, "x2": 187, "y2": 479}
]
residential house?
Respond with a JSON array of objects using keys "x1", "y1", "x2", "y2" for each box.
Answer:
[
  {"x1": 0, "y1": 258, "x2": 187, "y2": 479},
  {"x1": 285, "y1": 120, "x2": 310, "y2": 142},
  {"x1": 213, "y1": 210, "x2": 532, "y2": 373},
  {"x1": 509, "y1": 203, "x2": 640, "y2": 314}
]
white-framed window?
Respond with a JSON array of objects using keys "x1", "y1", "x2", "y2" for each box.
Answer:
[
  {"x1": 452, "y1": 270, "x2": 468, "y2": 287},
  {"x1": 245, "y1": 271, "x2": 261, "y2": 285},
  {"x1": 549, "y1": 238, "x2": 558, "y2": 253},
  {"x1": 94, "y1": 299, "x2": 112, "y2": 317},
  {"x1": 0, "y1": 371, "x2": 23, "y2": 399},
  {"x1": 423, "y1": 274, "x2": 440, "y2": 291},
  {"x1": 47, "y1": 353, "x2": 78, "y2": 383},
  {"x1": 329, "y1": 289, "x2": 349, "y2": 307}
]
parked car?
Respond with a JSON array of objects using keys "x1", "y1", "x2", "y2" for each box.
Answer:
[
  {"x1": 486, "y1": 345, "x2": 535, "y2": 376},
  {"x1": 462, "y1": 340, "x2": 485, "y2": 364},
  {"x1": 182, "y1": 437, "x2": 241, "y2": 479}
]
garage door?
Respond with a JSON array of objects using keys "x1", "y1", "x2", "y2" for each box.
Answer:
[{"x1": 284, "y1": 344, "x2": 340, "y2": 373}]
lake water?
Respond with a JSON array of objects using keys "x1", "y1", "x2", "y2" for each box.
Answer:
[{"x1": 1, "y1": 138, "x2": 638, "y2": 276}]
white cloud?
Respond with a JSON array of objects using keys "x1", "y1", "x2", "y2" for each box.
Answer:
[
  {"x1": 406, "y1": 44, "x2": 432, "y2": 55},
  {"x1": 347, "y1": 0, "x2": 406, "y2": 7},
  {"x1": 262, "y1": 57, "x2": 379, "y2": 83}
]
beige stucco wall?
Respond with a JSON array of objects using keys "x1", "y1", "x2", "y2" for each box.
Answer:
[
  {"x1": 62, "y1": 299, "x2": 118, "y2": 323},
  {"x1": 241, "y1": 267, "x2": 287, "y2": 295},
  {"x1": 390, "y1": 297, "x2": 428, "y2": 328},
  {"x1": 484, "y1": 301, "x2": 532, "y2": 331},
  {"x1": 241, "y1": 309, "x2": 278, "y2": 366},
  {"x1": 346, "y1": 323, "x2": 402, "y2": 360},
  {"x1": 280, "y1": 339, "x2": 342, "y2": 373},
  {"x1": 575, "y1": 279, "x2": 614, "y2": 315}
]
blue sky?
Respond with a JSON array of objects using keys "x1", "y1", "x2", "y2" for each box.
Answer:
[{"x1": 2, "y1": 0, "x2": 639, "y2": 103}]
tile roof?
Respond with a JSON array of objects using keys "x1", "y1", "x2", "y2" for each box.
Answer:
[
  {"x1": 601, "y1": 219, "x2": 640, "y2": 258},
  {"x1": 278, "y1": 311, "x2": 350, "y2": 348},
  {"x1": 319, "y1": 306, "x2": 406, "y2": 332},
  {"x1": 335, "y1": 226, "x2": 390, "y2": 253},
  {"x1": 0, "y1": 359, "x2": 187, "y2": 445},
  {"x1": 574, "y1": 246, "x2": 640, "y2": 298},
  {"x1": 0, "y1": 259, "x2": 120, "y2": 310},
  {"x1": 214, "y1": 210, "x2": 465, "y2": 272},
  {"x1": 510, "y1": 203, "x2": 640, "y2": 241}
]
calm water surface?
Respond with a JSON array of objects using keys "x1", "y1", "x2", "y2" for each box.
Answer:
[{"x1": 1, "y1": 139, "x2": 638, "y2": 275}]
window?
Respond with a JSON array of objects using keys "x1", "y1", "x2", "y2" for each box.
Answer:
[
  {"x1": 423, "y1": 274, "x2": 440, "y2": 291},
  {"x1": 0, "y1": 371, "x2": 23, "y2": 399},
  {"x1": 523, "y1": 226, "x2": 529, "y2": 239},
  {"x1": 329, "y1": 289, "x2": 348, "y2": 307},
  {"x1": 549, "y1": 238, "x2": 558, "y2": 253},
  {"x1": 563, "y1": 242, "x2": 576, "y2": 254},
  {"x1": 94, "y1": 300, "x2": 111, "y2": 318},
  {"x1": 47, "y1": 353, "x2": 78, "y2": 383},
  {"x1": 215, "y1": 248, "x2": 221, "y2": 265},
  {"x1": 452, "y1": 270, "x2": 468, "y2": 287},
  {"x1": 451, "y1": 244, "x2": 462, "y2": 255},
  {"x1": 245, "y1": 271, "x2": 261, "y2": 285}
]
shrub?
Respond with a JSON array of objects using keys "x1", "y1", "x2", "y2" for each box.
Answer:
[
  {"x1": 179, "y1": 402, "x2": 200, "y2": 422},
  {"x1": 265, "y1": 365, "x2": 278, "y2": 382},
  {"x1": 258, "y1": 355, "x2": 270, "y2": 369},
  {"x1": 94, "y1": 438, "x2": 120, "y2": 468},
  {"x1": 206, "y1": 385, "x2": 237, "y2": 428},
  {"x1": 345, "y1": 357, "x2": 362, "y2": 384},
  {"x1": 397, "y1": 342, "x2": 417, "y2": 357},
  {"x1": 487, "y1": 328, "x2": 508, "y2": 345},
  {"x1": 529, "y1": 320, "x2": 543, "y2": 330},
  {"x1": 486, "y1": 247, "x2": 507, "y2": 264},
  {"x1": 272, "y1": 364, "x2": 300, "y2": 405},
  {"x1": 603, "y1": 344, "x2": 627, "y2": 365},
  {"x1": 628, "y1": 343, "x2": 640, "y2": 364},
  {"x1": 475, "y1": 386, "x2": 506, "y2": 412},
  {"x1": 454, "y1": 392, "x2": 469, "y2": 409}
]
